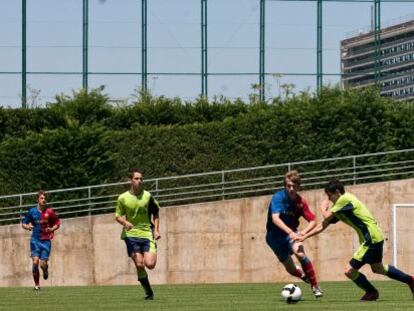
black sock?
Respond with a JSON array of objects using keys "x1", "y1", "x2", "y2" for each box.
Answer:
[
  {"x1": 353, "y1": 272, "x2": 377, "y2": 293},
  {"x1": 139, "y1": 276, "x2": 153, "y2": 296}
]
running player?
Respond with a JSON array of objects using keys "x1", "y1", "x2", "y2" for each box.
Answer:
[
  {"x1": 22, "y1": 190, "x2": 61, "y2": 291},
  {"x1": 115, "y1": 168, "x2": 160, "y2": 300},
  {"x1": 296, "y1": 179, "x2": 414, "y2": 301},
  {"x1": 266, "y1": 170, "x2": 323, "y2": 298}
]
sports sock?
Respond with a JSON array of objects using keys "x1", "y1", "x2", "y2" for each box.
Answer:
[
  {"x1": 385, "y1": 265, "x2": 413, "y2": 284},
  {"x1": 32, "y1": 264, "x2": 40, "y2": 286},
  {"x1": 352, "y1": 272, "x2": 377, "y2": 293},
  {"x1": 137, "y1": 270, "x2": 153, "y2": 296},
  {"x1": 291, "y1": 267, "x2": 304, "y2": 279},
  {"x1": 299, "y1": 257, "x2": 318, "y2": 287}
]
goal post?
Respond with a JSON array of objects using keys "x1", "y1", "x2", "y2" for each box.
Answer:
[{"x1": 392, "y1": 203, "x2": 414, "y2": 268}]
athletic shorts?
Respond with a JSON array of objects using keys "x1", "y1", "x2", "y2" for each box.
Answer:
[
  {"x1": 124, "y1": 237, "x2": 157, "y2": 256},
  {"x1": 265, "y1": 232, "x2": 293, "y2": 263},
  {"x1": 350, "y1": 241, "x2": 384, "y2": 269},
  {"x1": 30, "y1": 239, "x2": 52, "y2": 261}
]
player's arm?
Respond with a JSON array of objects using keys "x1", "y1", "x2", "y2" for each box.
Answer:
[
  {"x1": 319, "y1": 199, "x2": 333, "y2": 219},
  {"x1": 298, "y1": 200, "x2": 317, "y2": 236},
  {"x1": 22, "y1": 222, "x2": 34, "y2": 231},
  {"x1": 149, "y1": 196, "x2": 161, "y2": 240},
  {"x1": 22, "y1": 211, "x2": 34, "y2": 231},
  {"x1": 296, "y1": 214, "x2": 335, "y2": 242},
  {"x1": 271, "y1": 213, "x2": 296, "y2": 240},
  {"x1": 115, "y1": 199, "x2": 134, "y2": 230},
  {"x1": 46, "y1": 209, "x2": 61, "y2": 232}
]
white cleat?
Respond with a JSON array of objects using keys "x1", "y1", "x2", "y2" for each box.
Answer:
[{"x1": 312, "y1": 285, "x2": 323, "y2": 298}]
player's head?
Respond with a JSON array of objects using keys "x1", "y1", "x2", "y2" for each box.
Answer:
[
  {"x1": 284, "y1": 170, "x2": 300, "y2": 196},
  {"x1": 324, "y1": 179, "x2": 345, "y2": 203},
  {"x1": 129, "y1": 167, "x2": 144, "y2": 194},
  {"x1": 36, "y1": 190, "x2": 47, "y2": 209}
]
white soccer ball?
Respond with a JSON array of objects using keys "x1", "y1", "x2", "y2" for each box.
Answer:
[{"x1": 281, "y1": 283, "x2": 302, "y2": 303}]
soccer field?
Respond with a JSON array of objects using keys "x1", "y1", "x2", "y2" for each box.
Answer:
[{"x1": 0, "y1": 281, "x2": 412, "y2": 311}]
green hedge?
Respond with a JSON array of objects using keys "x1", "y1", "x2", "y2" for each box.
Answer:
[{"x1": 0, "y1": 86, "x2": 413, "y2": 195}]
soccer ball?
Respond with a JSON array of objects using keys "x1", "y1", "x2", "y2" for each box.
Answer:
[{"x1": 281, "y1": 283, "x2": 302, "y2": 303}]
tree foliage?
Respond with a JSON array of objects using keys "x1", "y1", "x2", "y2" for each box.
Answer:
[{"x1": 0, "y1": 86, "x2": 413, "y2": 195}]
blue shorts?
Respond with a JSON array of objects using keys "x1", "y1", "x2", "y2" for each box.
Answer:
[
  {"x1": 124, "y1": 237, "x2": 157, "y2": 256},
  {"x1": 265, "y1": 232, "x2": 293, "y2": 263},
  {"x1": 30, "y1": 239, "x2": 52, "y2": 261}
]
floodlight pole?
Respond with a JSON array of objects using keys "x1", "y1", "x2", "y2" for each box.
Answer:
[
  {"x1": 82, "y1": 0, "x2": 89, "y2": 90},
  {"x1": 21, "y1": 0, "x2": 27, "y2": 108},
  {"x1": 142, "y1": 0, "x2": 148, "y2": 91},
  {"x1": 201, "y1": 0, "x2": 208, "y2": 97},
  {"x1": 317, "y1": 0, "x2": 323, "y2": 91},
  {"x1": 259, "y1": 0, "x2": 265, "y2": 102},
  {"x1": 374, "y1": 0, "x2": 381, "y2": 83}
]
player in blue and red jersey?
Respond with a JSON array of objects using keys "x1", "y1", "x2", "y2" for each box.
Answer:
[
  {"x1": 266, "y1": 170, "x2": 323, "y2": 298},
  {"x1": 22, "y1": 190, "x2": 61, "y2": 291}
]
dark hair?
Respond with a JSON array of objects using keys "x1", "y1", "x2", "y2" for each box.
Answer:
[
  {"x1": 284, "y1": 170, "x2": 301, "y2": 187},
  {"x1": 324, "y1": 179, "x2": 345, "y2": 195},
  {"x1": 36, "y1": 190, "x2": 47, "y2": 200},
  {"x1": 129, "y1": 167, "x2": 143, "y2": 179}
]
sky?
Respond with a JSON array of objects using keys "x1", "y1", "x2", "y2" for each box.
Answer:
[{"x1": 0, "y1": 0, "x2": 413, "y2": 108}]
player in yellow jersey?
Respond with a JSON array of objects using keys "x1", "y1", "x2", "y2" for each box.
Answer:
[
  {"x1": 115, "y1": 168, "x2": 160, "y2": 300},
  {"x1": 296, "y1": 179, "x2": 414, "y2": 301}
]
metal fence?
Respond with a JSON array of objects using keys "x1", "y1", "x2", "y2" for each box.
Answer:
[
  {"x1": 1, "y1": 0, "x2": 412, "y2": 107},
  {"x1": 1, "y1": 148, "x2": 414, "y2": 225}
]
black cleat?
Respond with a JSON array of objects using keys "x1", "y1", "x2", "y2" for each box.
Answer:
[
  {"x1": 145, "y1": 294, "x2": 154, "y2": 300},
  {"x1": 33, "y1": 285, "x2": 41, "y2": 291},
  {"x1": 301, "y1": 275, "x2": 310, "y2": 283},
  {"x1": 360, "y1": 290, "x2": 379, "y2": 302},
  {"x1": 43, "y1": 269, "x2": 48, "y2": 280},
  {"x1": 408, "y1": 277, "x2": 414, "y2": 300}
]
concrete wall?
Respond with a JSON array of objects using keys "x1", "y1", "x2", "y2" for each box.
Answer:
[{"x1": 2, "y1": 178, "x2": 414, "y2": 287}]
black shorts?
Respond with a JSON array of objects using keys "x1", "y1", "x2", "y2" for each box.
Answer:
[
  {"x1": 350, "y1": 241, "x2": 384, "y2": 270},
  {"x1": 124, "y1": 237, "x2": 156, "y2": 256}
]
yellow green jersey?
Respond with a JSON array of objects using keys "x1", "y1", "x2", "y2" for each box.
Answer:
[
  {"x1": 115, "y1": 190, "x2": 160, "y2": 239},
  {"x1": 330, "y1": 192, "x2": 384, "y2": 244}
]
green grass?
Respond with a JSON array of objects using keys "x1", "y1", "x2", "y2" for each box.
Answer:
[{"x1": 0, "y1": 281, "x2": 412, "y2": 311}]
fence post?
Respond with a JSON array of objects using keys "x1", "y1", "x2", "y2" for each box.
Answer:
[
  {"x1": 155, "y1": 178, "x2": 159, "y2": 199},
  {"x1": 19, "y1": 194, "x2": 23, "y2": 223},
  {"x1": 222, "y1": 171, "x2": 225, "y2": 200},
  {"x1": 353, "y1": 156, "x2": 356, "y2": 185},
  {"x1": 88, "y1": 187, "x2": 91, "y2": 216}
]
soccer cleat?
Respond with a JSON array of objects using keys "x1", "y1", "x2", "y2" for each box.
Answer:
[
  {"x1": 408, "y1": 277, "x2": 414, "y2": 300},
  {"x1": 312, "y1": 285, "x2": 323, "y2": 298},
  {"x1": 43, "y1": 268, "x2": 48, "y2": 280},
  {"x1": 301, "y1": 275, "x2": 310, "y2": 284},
  {"x1": 360, "y1": 290, "x2": 379, "y2": 302},
  {"x1": 33, "y1": 285, "x2": 40, "y2": 291},
  {"x1": 144, "y1": 293, "x2": 154, "y2": 300}
]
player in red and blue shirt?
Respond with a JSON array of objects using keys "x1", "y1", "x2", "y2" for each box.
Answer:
[
  {"x1": 266, "y1": 170, "x2": 323, "y2": 298},
  {"x1": 22, "y1": 190, "x2": 60, "y2": 291}
]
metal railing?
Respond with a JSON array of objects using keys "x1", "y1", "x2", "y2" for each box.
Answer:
[{"x1": 1, "y1": 148, "x2": 414, "y2": 225}]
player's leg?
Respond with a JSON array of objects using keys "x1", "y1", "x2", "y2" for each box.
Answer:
[
  {"x1": 40, "y1": 260, "x2": 49, "y2": 280},
  {"x1": 367, "y1": 241, "x2": 414, "y2": 297},
  {"x1": 370, "y1": 262, "x2": 414, "y2": 299},
  {"x1": 125, "y1": 237, "x2": 153, "y2": 299},
  {"x1": 140, "y1": 238, "x2": 157, "y2": 299},
  {"x1": 292, "y1": 242, "x2": 323, "y2": 297},
  {"x1": 39, "y1": 240, "x2": 51, "y2": 280},
  {"x1": 31, "y1": 257, "x2": 41, "y2": 290},
  {"x1": 132, "y1": 252, "x2": 154, "y2": 300},
  {"x1": 347, "y1": 244, "x2": 379, "y2": 301},
  {"x1": 143, "y1": 238, "x2": 157, "y2": 270},
  {"x1": 30, "y1": 239, "x2": 41, "y2": 290},
  {"x1": 266, "y1": 233, "x2": 306, "y2": 280}
]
